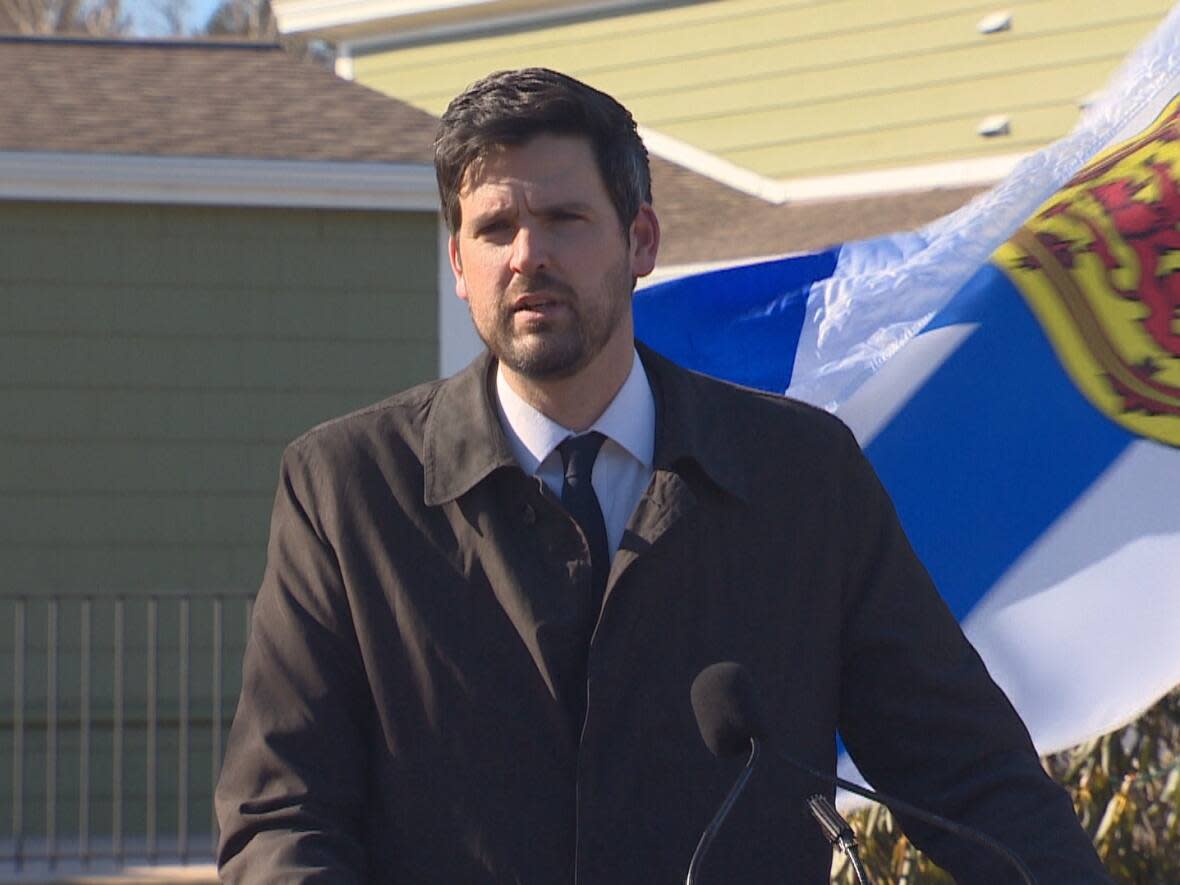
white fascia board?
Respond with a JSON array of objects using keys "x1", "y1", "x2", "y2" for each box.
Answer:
[
  {"x1": 277, "y1": 0, "x2": 493, "y2": 35},
  {"x1": 639, "y1": 126, "x2": 788, "y2": 203},
  {"x1": 638, "y1": 252, "x2": 801, "y2": 289},
  {"x1": 333, "y1": 0, "x2": 648, "y2": 52},
  {"x1": 640, "y1": 125, "x2": 1025, "y2": 204},
  {"x1": 774, "y1": 153, "x2": 1025, "y2": 202},
  {"x1": 0, "y1": 151, "x2": 440, "y2": 212}
]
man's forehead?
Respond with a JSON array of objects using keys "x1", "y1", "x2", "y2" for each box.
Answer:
[{"x1": 458, "y1": 135, "x2": 601, "y2": 198}]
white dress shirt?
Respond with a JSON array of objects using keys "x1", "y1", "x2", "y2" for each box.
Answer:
[{"x1": 494, "y1": 352, "x2": 656, "y2": 558}]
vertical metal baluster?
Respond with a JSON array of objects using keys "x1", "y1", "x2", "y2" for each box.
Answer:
[
  {"x1": 211, "y1": 596, "x2": 223, "y2": 857},
  {"x1": 46, "y1": 599, "x2": 58, "y2": 868},
  {"x1": 12, "y1": 598, "x2": 26, "y2": 871},
  {"x1": 146, "y1": 597, "x2": 158, "y2": 864},
  {"x1": 80, "y1": 599, "x2": 92, "y2": 866},
  {"x1": 178, "y1": 598, "x2": 190, "y2": 862},
  {"x1": 113, "y1": 598, "x2": 124, "y2": 867}
]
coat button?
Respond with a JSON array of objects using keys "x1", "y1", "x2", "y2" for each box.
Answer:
[{"x1": 521, "y1": 503, "x2": 536, "y2": 525}]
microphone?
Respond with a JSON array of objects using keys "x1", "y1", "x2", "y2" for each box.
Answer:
[
  {"x1": 689, "y1": 662, "x2": 1037, "y2": 885},
  {"x1": 688, "y1": 662, "x2": 871, "y2": 882},
  {"x1": 684, "y1": 662, "x2": 763, "y2": 885},
  {"x1": 691, "y1": 659, "x2": 766, "y2": 755}
]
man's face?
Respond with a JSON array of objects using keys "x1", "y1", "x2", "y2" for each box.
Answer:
[{"x1": 448, "y1": 134, "x2": 658, "y2": 383}]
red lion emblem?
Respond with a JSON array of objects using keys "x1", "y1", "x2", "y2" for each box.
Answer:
[
  {"x1": 1086, "y1": 161, "x2": 1180, "y2": 357},
  {"x1": 1027, "y1": 158, "x2": 1180, "y2": 358},
  {"x1": 1004, "y1": 98, "x2": 1180, "y2": 438}
]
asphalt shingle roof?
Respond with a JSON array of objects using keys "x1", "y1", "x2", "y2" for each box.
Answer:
[{"x1": 0, "y1": 35, "x2": 438, "y2": 163}]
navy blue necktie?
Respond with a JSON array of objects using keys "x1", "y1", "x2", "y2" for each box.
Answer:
[{"x1": 557, "y1": 432, "x2": 611, "y2": 612}]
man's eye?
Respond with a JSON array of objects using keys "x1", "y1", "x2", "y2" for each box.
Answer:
[{"x1": 477, "y1": 221, "x2": 511, "y2": 238}]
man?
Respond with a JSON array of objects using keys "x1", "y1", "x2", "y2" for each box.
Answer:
[{"x1": 216, "y1": 69, "x2": 1109, "y2": 883}]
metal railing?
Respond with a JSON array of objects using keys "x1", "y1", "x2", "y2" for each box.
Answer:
[{"x1": 3, "y1": 591, "x2": 254, "y2": 873}]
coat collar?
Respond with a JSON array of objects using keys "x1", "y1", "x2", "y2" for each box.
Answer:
[
  {"x1": 422, "y1": 343, "x2": 754, "y2": 506},
  {"x1": 422, "y1": 350, "x2": 519, "y2": 507},
  {"x1": 638, "y1": 342, "x2": 755, "y2": 503}
]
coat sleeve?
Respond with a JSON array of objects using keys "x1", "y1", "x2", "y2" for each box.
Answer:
[
  {"x1": 215, "y1": 442, "x2": 372, "y2": 883},
  {"x1": 832, "y1": 428, "x2": 1111, "y2": 884}
]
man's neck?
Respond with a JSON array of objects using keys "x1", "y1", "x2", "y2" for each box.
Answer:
[{"x1": 500, "y1": 343, "x2": 635, "y2": 432}]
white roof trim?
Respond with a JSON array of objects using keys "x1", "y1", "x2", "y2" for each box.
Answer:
[
  {"x1": 0, "y1": 152, "x2": 440, "y2": 211},
  {"x1": 775, "y1": 153, "x2": 1025, "y2": 202},
  {"x1": 279, "y1": 0, "x2": 492, "y2": 35},
  {"x1": 639, "y1": 252, "x2": 795, "y2": 288},
  {"x1": 640, "y1": 125, "x2": 1025, "y2": 203},
  {"x1": 291, "y1": 0, "x2": 651, "y2": 44},
  {"x1": 639, "y1": 126, "x2": 788, "y2": 203}
]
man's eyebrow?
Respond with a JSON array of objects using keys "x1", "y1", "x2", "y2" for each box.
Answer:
[
  {"x1": 467, "y1": 206, "x2": 513, "y2": 228},
  {"x1": 468, "y1": 200, "x2": 596, "y2": 228},
  {"x1": 537, "y1": 200, "x2": 595, "y2": 216}
]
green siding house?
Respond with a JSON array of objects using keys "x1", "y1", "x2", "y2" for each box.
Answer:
[{"x1": 0, "y1": 34, "x2": 466, "y2": 875}]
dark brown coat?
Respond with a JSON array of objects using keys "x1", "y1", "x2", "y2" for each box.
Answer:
[{"x1": 215, "y1": 346, "x2": 1108, "y2": 884}]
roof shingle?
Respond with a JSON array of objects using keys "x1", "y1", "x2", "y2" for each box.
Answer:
[{"x1": 0, "y1": 35, "x2": 437, "y2": 163}]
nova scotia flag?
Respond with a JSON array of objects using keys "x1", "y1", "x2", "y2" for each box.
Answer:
[{"x1": 635, "y1": 5, "x2": 1180, "y2": 766}]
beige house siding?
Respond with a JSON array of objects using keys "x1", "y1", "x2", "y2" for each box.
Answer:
[{"x1": 351, "y1": 0, "x2": 1175, "y2": 179}]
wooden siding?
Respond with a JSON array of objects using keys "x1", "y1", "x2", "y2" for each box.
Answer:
[
  {"x1": 352, "y1": 0, "x2": 1175, "y2": 179},
  {"x1": 0, "y1": 200, "x2": 437, "y2": 849},
  {"x1": 0, "y1": 201, "x2": 436, "y2": 593}
]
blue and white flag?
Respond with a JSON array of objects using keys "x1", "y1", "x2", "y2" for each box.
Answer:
[{"x1": 635, "y1": 5, "x2": 1180, "y2": 763}]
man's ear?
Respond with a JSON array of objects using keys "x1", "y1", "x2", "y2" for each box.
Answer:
[
  {"x1": 448, "y1": 235, "x2": 469, "y2": 302},
  {"x1": 629, "y1": 204, "x2": 661, "y2": 279}
]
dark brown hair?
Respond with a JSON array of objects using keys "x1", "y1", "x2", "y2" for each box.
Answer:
[{"x1": 434, "y1": 67, "x2": 652, "y2": 235}]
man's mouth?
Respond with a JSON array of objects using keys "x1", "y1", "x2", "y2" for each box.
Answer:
[{"x1": 512, "y1": 293, "x2": 565, "y2": 314}]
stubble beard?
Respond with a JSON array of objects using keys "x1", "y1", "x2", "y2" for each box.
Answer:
[{"x1": 477, "y1": 261, "x2": 633, "y2": 381}]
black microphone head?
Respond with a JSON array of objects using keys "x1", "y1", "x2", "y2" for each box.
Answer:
[{"x1": 690, "y1": 661, "x2": 766, "y2": 758}]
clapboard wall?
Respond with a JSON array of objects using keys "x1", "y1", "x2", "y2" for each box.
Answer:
[
  {"x1": 0, "y1": 199, "x2": 438, "y2": 855},
  {"x1": 351, "y1": 0, "x2": 1176, "y2": 180}
]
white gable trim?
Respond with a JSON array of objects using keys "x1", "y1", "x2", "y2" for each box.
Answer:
[
  {"x1": 774, "y1": 153, "x2": 1026, "y2": 203},
  {"x1": 640, "y1": 126, "x2": 1025, "y2": 204},
  {"x1": 638, "y1": 126, "x2": 789, "y2": 204},
  {"x1": 0, "y1": 152, "x2": 440, "y2": 211},
  {"x1": 281, "y1": 0, "x2": 493, "y2": 36},
  {"x1": 291, "y1": 0, "x2": 651, "y2": 46},
  {"x1": 637, "y1": 255, "x2": 781, "y2": 289}
]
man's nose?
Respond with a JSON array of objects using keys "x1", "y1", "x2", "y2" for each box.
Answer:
[{"x1": 509, "y1": 225, "x2": 549, "y2": 274}]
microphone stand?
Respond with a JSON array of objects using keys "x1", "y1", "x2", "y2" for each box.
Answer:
[
  {"x1": 685, "y1": 736, "x2": 761, "y2": 885},
  {"x1": 786, "y1": 751, "x2": 1036, "y2": 885},
  {"x1": 687, "y1": 663, "x2": 1038, "y2": 885},
  {"x1": 807, "y1": 794, "x2": 871, "y2": 885}
]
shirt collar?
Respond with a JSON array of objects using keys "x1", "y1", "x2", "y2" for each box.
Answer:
[
  {"x1": 494, "y1": 349, "x2": 655, "y2": 475},
  {"x1": 422, "y1": 344, "x2": 752, "y2": 506}
]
